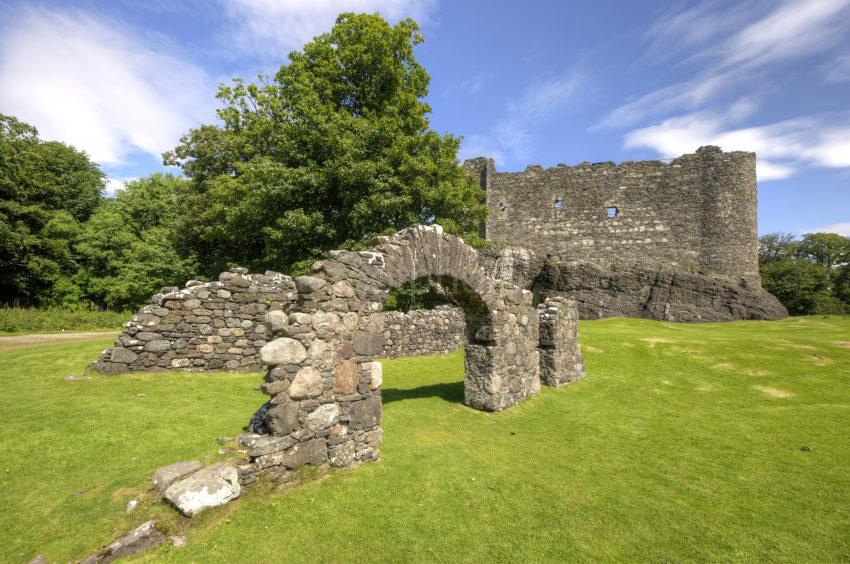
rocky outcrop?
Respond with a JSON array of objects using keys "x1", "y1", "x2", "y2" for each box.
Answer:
[{"x1": 534, "y1": 260, "x2": 788, "y2": 322}]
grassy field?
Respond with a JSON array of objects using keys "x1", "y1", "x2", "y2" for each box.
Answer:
[
  {"x1": 0, "y1": 307, "x2": 129, "y2": 335},
  {"x1": 1, "y1": 318, "x2": 848, "y2": 562}
]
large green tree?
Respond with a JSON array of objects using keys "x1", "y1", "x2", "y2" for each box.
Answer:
[
  {"x1": 165, "y1": 12, "x2": 487, "y2": 276},
  {"x1": 759, "y1": 232, "x2": 850, "y2": 316},
  {"x1": 74, "y1": 174, "x2": 199, "y2": 310},
  {"x1": 0, "y1": 114, "x2": 104, "y2": 306}
]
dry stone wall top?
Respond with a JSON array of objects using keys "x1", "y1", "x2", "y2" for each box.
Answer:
[{"x1": 92, "y1": 269, "x2": 296, "y2": 374}]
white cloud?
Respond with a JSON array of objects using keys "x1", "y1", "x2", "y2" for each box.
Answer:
[
  {"x1": 598, "y1": 0, "x2": 850, "y2": 130},
  {"x1": 219, "y1": 0, "x2": 438, "y2": 59},
  {"x1": 0, "y1": 7, "x2": 216, "y2": 165},
  {"x1": 460, "y1": 69, "x2": 586, "y2": 166},
  {"x1": 104, "y1": 177, "x2": 139, "y2": 198},
  {"x1": 624, "y1": 103, "x2": 850, "y2": 181},
  {"x1": 802, "y1": 222, "x2": 850, "y2": 236}
]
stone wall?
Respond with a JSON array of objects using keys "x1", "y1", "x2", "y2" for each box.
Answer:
[
  {"x1": 538, "y1": 297, "x2": 585, "y2": 386},
  {"x1": 465, "y1": 146, "x2": 761, "y2": 286},
  {"x1": 380, "y1": 305, "x2": 465, "y2": 358},
  {"x1": 235, "y1": 225, "x2": 554, "y2": 483},
  {"x1": 93, "y1": 269, "x2": 296, "y2": 374}
]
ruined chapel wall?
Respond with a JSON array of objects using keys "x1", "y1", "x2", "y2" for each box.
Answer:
[
  {"x1": 380, "y1": 306, "x2": 465, "y2": 358},
  {"x1": 466, "y1": 146, "x2": 759, "y2": 285}
]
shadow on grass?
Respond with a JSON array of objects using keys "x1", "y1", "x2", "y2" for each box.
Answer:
[{"x1": 382, "y1": 381, "x2": 464, "y2": 405}]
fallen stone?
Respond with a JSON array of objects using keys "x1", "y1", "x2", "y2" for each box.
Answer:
[
  {"x1": 125, "y1": 499, "x2": 138, "y2": 514},
  {"x1": 151, "y1": 460, "x2": 205, "y2": 494},
  {"x1": 163, "y1": 462, "x2": 241, "y2": 517},
  {"x1": 81, "y1": 520, "x2": 167, "y2": 563}
]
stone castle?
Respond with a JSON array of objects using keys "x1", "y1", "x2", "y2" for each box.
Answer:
[
  {"x1": 466, "y1": 145, "x2": 759, "y2": 285},
  {"x1": 468, "y1": 146, "x2": 786, "y2": 322}
]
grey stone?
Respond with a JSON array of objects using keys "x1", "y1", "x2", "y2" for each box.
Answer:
[
  {"x1": 294, "y1": 276, "x2": 328, "y2": 294},
  {"x1": 304, "y1": 403, "x2": 340, "y2": 433},
  {"x1": 151, "y1": 460, "x2": 205, "y2": 494},
  {"x1": 265, "y1": 401, "x2": 299, "y2": 435},
  {"x1": 328, "y1": 440, "x2": 355, "y2": 467},
  {"x1": 145, "y1": 340, "x2": 171, "y2": 352},
  {"x1": 352, "y1": 331, "x2": 383, "y2": 355},
  {"x1": 237, "y1": 433, "x2": 295, "y2": 456},
  {"x1": 260, "y1": 338, "x2": 307, "y2": 365},
  {"x1": 110, "y1": 347, "x2": 138, "y2": 364},
  {"x1": 288, "y1": 366, "x2": 324, "y2": 399},
  {"x1": 348, "y1": 396, "x2": 381, "y2": 430},
  {"x1": 163, "y1": 462, "x2": 241, "y2": 517},
  {"x1": 81, "y1": 520, "x2": 167, "y2": 563}
]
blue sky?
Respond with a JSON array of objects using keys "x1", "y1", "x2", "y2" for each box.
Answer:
[{"x1": 1, "y1": 0, "x2": 848, "y2": 235}]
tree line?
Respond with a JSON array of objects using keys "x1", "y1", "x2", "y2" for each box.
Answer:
[
  {"x1": 759, "y1": 232, "x2": 850, "y2": 315},
  {"x1": 0, "y1": 13, "x2": 486, "y2": 311}
]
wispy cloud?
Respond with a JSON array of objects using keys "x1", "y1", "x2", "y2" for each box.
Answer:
[
  {"x1": 443, "y1": 72, "x2": 493, "y2": 98},
  {"x1": 599, "y1": 0, "x2": 850, "y2": 181},
  {"x1": 624, "y1": 102, "x2": 850, "y2": 181},
  {"x1": 801, "y1": 222, "x2": 850, "y2": 236},
  {"x1": 0, "y1": 6, "x2": 216, "y2": 165},
  {"x1": 460, "y1": 69, "x2": 586, "y2": 167},
  {"x1": 599, "y1": 0, "x2": 850, "y2": 130},
  {"x1": 823, "y1": 52, "x2": 850, "y2": 82},
  {"x1": 218, "y1": 0, "x2": 438, "y2": 60}
]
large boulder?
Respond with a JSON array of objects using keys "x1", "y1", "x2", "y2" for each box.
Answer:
[
  {"x1": 151, "y1": 460, "x2": 204, "y2": 494},
  {"x1": 162, "y1": 463, "x2": 241, "y2": 517}
]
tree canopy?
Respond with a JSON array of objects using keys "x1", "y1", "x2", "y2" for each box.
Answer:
[
  {"x1": 759, "y1": 232, "x2": 850, "y2": 315},
  {"x1": 165, "y1": 12, "x2": 487, "y2": 276},
  {"x1": 0, "y1": 114, "x2": 105, "y2": 306}
]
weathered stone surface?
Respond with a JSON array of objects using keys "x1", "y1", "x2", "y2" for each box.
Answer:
[
  {"x1": 348, "y1": 396, "x2": 382, "y2": 430},
  {"x1": 255, "y1": 438, "x2": 327, "y2": 469},
  {"x1": 328, "y1": 441, "x2": 355, "y2": 467},
  {"x1": 151, "y1": 460, "x2": 205, "y2": 494},
  {"x1": 81, "y1": 520, "x2": 167, "y2": 563},
  {"x1": 260, "y1": 338, "x2": 307, "y2": 366},
  {"x1": 288, "y1": 366, "x2": 324, "y2": 399},
  {"x1": 265, "y1": 310, "x2": 288, "y2": 333},
  {"x1": 145, "y1": 340, "x2": 171, "y2": 352},
  {"x1": 110, "y1": 347, "x2": 138, "y2": 364},
  {"x1": 237, "y1": 433, "x2": 295, "y2": 456},
  {"x1": 163, "y1": 462, "x2": 241, "y2": 517},
  {"x1": 369, "y1": 361, "x2": 383, "y2": 390},
  {"x1": 305, "y1": 403, "x2": 340, "y2": 433},
  {"x1": 332, "y1": 360, "x2": 359, "y2": 394},
  {"x1": 352, "y1": 331, "x2": 383, "y2": 355},
  {"x1": 265, "y1": 401, "x2": 299, "y2": 435},
  {"x1": 535, "y1": 260, "x2": 788, "y2": 322}
]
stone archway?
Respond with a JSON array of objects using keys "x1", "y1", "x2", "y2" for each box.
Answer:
[{"x1": 238, "y1": 225, "x2": 542, "y2": 475}]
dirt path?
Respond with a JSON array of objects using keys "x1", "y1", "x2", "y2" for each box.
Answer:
[{"x1": 0, "y1": 331, "x2": 118, "y2": 350}]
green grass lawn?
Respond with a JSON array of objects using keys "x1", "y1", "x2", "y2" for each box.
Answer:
[
  {"x1": 0, "y1": 307, "x2": 129, "y2": 335},
  {"x1": 1, "y1": 318, "x2": 848, "y2": 562}
]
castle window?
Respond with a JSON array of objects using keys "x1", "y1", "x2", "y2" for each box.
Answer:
[
  {"x1": 553, "y1": 199, "x2": 563, "y2": 209},
  {"x1": 607, "y1": 207, "x2": 618, "y2": 218}
]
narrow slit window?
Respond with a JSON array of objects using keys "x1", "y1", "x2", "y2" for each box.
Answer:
[
  {"x1": 553, "y1": 199, "x2": 563, "y2": 209},
  {"x1": 607, "y1": 207, "x2": 618, "y2": 218}
]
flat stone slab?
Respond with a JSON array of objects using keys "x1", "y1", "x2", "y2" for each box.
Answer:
[
  {"x1": 81, "y1": 520, "x2": 167, "y2": 563},
  {"x1": 163, "y1": 462, "x2": 241, "y2": 517},
  {"x1": 151, "y1": 460, "x2": 204, "y2": 494}
]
